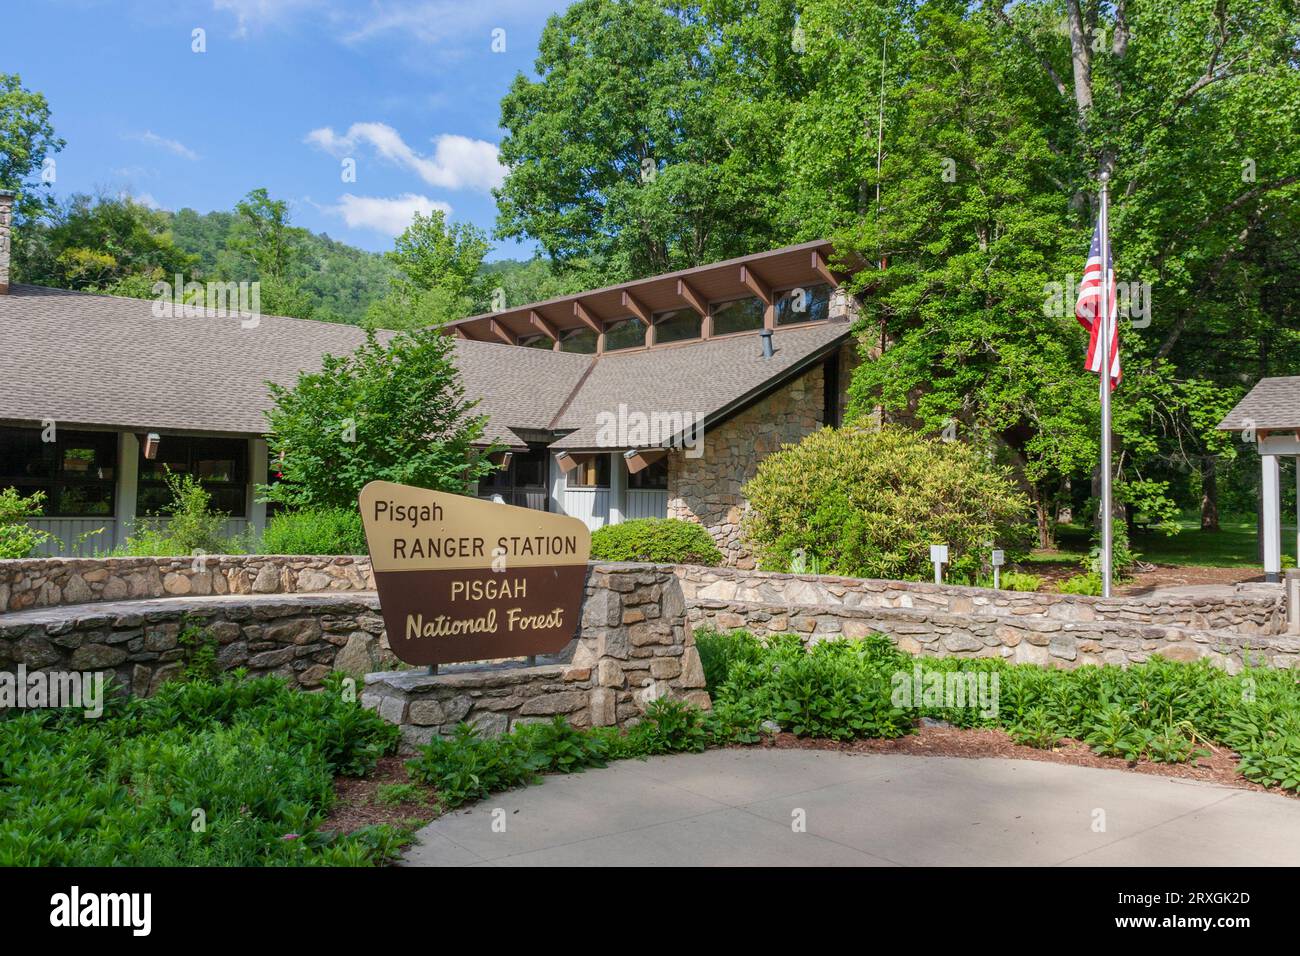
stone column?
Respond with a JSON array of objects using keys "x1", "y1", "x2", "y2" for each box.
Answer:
[{"x1": 0, "y1": 189, "x2": 13, "y2": 294}]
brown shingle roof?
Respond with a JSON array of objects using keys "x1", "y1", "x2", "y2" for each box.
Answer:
[
  {"x1": 0, "y1": 283, "x2": 851, "y2": 449},
  {"x1": 1218, "y1": 377, "x2": 1300, "y2": 431}
]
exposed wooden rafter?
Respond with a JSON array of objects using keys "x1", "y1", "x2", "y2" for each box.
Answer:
[
  {"x1": 529, "y1": 310, "x2": 559, "y2": 341},
  {"x1": 573, "y1": 300, "x2": 602, "y2": 333},
  {"x1": 739, "y1": 265, "x2": 772, "y2": 304},
  {"x1": 621, "y1": 290, "x2": 652, "y2": 326},
  {"x1": 489, "y1": 318, "x2": 516, "y2": 346}
]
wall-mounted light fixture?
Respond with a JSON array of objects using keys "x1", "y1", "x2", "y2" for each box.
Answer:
[
  {"x1": 142, "y1": 433, "x2": 161, "y2": 460},
  {"x1": 623, "y1": 448, "x2": 667, "y2": 475},
  {"x1": 489, "y1": 450, "x2": 514, "y2": 471},
  {"x1": 555, "y1": 451, "x2": 578, "y2": 474}
]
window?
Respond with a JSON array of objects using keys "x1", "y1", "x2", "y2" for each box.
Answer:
[
  {"x1": 628, "y1": 456, "x2": 668, "y2": 490},
  {"x1": 0, "y1": 426, "x2": 117, "y2": 517},
  {"x1": 137, "y1": 435, "x2": 248, "y2": 517},
  {"x1": 559, "y1": 327, "x2": 598, "y2": 354},
  {"x1": 653, "y1": 309, "x2": 700, "y2": 345},
  {"x1": 710, "y1": 296, "x2": 765, "y2": 336},
  {"x1": 570, "y1": 454, "x2": 610, "y2": 488},
  {"x1": 603, "y1": 318, "x2": 645, "y2": 351},
  {"x1": 520, "y1": 333, "x2": 554, "y2": 350},
  {"x1": 776, "y1": 283, "x2": 832, "y2": 325}
]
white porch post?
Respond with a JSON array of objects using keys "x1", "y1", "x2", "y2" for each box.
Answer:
[
  {"x1": 609, "y1": 452, "x2": 627, "y2": 526},
  {"x1": 548, "y1": 453, "x2": 566, "y2": 515},
  {"x1": 1262, "y1": 453, "x2": 1282, "y2": 583},
  {"x1": 113, "y1": 431, "x2": 139, "y2": 549},
  {"x1": 249, "y1": 437, "x2": 268, "y2": 544}
]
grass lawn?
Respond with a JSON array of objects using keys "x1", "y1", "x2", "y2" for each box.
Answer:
[{"x1": 1028, "y1": 515, "x2": 1296, "y2": 569}]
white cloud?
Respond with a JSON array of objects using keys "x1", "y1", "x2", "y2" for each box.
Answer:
[
  {"x1": 213, "y1": 0, "x2": 322, "y2": 37},
  {"x1": 324, "y1": 193, "x2": 453, "y2": 235},
  {"x1": 306, "y1": 122, "x2": 505, "y2": 191},
  {"x1": 132, "y1": 131, "x2": 199, "y2": 161}
]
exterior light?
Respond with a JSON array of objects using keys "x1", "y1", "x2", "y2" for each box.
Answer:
[
  {"x1": 555, "y1": 451, "x2": 578, "y2": 474},
  {"x1": 142, "y1": 433, "x2": 161, "y2": 460}
]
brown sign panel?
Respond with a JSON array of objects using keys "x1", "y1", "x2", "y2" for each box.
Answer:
[{"x1": 358, "y1": 481, "x2": 591, "y2": 667}]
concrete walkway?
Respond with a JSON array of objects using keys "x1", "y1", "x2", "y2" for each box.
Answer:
[{"x1": 402, "y1": 749, "x2": 1300, "y2": 867}]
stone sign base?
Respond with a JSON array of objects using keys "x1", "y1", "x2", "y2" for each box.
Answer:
[{"x1": 361, "y1": 563, "x2": 710, "y2": 749}]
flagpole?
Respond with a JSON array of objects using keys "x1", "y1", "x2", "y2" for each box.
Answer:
[{"x1": 1099, "y1": 171, "x2": 1113, "y2": 598}]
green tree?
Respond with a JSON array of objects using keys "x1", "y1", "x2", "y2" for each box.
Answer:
[
  {"x1": 13, "y1": 192, "x2": 195, "y2": 291},
  {"x1": 0, "y1": 73, "x2": 64, "y2": 224},
  {"x1": 226, "y1": 187, "x2": 315, "y2": 319},
  {"x1": 261, "y1": 327, "x2": 497, "y2": 509},
  {"x1": 365, "y1": 209, "x2": 489, "y2": 330},
  {"x1": 494, "y1": 0, "x2": 790, "y2": 280}
]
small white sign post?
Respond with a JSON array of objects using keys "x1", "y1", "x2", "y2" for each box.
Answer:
[
  {"x1": 991, "y1": 549, "x2": 1005, "y2": 589},
  {"x1": 930, "y1": 544, "x2": 949, "y2": 585}
]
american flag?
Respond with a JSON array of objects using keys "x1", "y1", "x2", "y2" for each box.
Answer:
[{"x1": 1075, "y1": 222, "x2": 1121, "y2": 388}]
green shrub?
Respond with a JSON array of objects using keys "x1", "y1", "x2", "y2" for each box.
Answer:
[
  {"x1": 695, "y1": 628, "x2": 765, "y2": 691},
  {"x1": 590, "y1": 517, "x2": 722, "y2": 566},
  {"x1": 0, "y1": 487, "x2": 52, "y2": 559},
  {"x1": 0, "y1": 673, "x2": 403, "y2": 865},
  {"x1": 999, "y1": 571, "x2": 1043, "y2": 592},
  {"x1": 118, "y1": 469, "x2": 244, "y2": 556},
  {"x1": 1058, "y1": 571, "x2": 1103, "y2": 595},
  {"x1": 261, "y1": 507, "x2": 367, "y2": 555},
  {"x1": 743, "y1": 425, "x2": 1032, "y2": 580}
]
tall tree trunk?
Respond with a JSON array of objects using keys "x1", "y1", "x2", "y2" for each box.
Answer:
[
  {"x1": 1032, "y1": 482, "x2": 1056, "y2": 550},
  {"x1": 1201, "y1": 455, "x2": 1220, "y2": 531}
]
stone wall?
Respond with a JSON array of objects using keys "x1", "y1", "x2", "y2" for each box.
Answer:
[
  {"x1": 676, "y1": 566, "x2": 1286, "y2": 636},
  {"x1": 0, "y1": 555, "x2": 374, "y2": 614},
  {"x1": 361, "y1": 563, "x2": 710, "y2": 749},
  {"x1": 679, "y1": 566, "x2": 1296, "y2": 672},
  {"x1": 668, "y1": 363, "x2": 826, "y2": 568},
  {"x1": 0, "y1": 593, "x2": 396, "y2": 698}
]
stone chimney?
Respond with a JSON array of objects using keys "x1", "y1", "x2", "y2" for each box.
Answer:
[{"x1": 0, "y1": 190, "x2": 13, "y2": 294}]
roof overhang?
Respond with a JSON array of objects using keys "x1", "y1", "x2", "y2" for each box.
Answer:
[{"x1": 447, "y1": 240, "x2": 857, "y2": 344}]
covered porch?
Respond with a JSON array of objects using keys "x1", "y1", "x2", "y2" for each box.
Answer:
[{"x1": 1218, "y1": 377, "x2": 1300, "y2": 583}]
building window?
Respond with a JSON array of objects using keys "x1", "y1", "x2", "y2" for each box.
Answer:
[
  {"x1": 603, "y1": 318, "x2": 644, "y2": 351},
  {"x1": 569, "y1": 454, "x2": 610, "y2": 488},
  {"x1": 653, "y1": 308, "x2": 700, "y2": 345},
  {"x1": 520, "y1": 333, "x2": 554, "y2": 350},
  {"x1": 776, "y1": 283, "x2": 832, "y2": 325},
  {"x1": 137, "y1": 435, "x2": 248, "y2": 517},
  {"x1": 628, "y1": 456, "x2": 668, "y2": 490},
  {"x1": 0, "y1": 426, "x2": 117, "y2": 517},
  {"x1": 559, "y1": 327, "x2": 598, "y2": 353},
  {"x1": 710, "y1": 296, "x2": 765, "y2": 336}
]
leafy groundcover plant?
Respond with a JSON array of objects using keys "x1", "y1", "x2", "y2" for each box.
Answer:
[
  {"x1": 0, "y1": 672, "x2": 405, "y2": 866},
  {"x1": 407, "y1": 630, "x2": 1300, "y2": 812}
]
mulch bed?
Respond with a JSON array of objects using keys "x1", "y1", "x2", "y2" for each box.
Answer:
[
  {"x1": 323, "y1": 756, "x2": 441, "y2": 834},
  {"x1": 1020, "y1": 561, "x2": 1264, "y2": 595},
  {"x1": 759, "y1": 724, "x2": 1298, "y2": 798}
]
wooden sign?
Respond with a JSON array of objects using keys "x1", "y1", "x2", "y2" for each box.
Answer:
[{"x1": 359, "y1": 481, "x2": 592, "y2": 666}]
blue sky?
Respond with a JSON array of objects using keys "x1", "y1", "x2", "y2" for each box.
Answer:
[{"x1": 1, "y1": 0, "x2": 572, "y2": 259}]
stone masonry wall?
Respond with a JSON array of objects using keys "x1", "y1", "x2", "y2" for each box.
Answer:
[
  {"x1": 0, "y1": 555, "x2": 374, "y2": 614},
  {"x1": 668, "y1": 364, "x2": 825, "y2": 568},
  {"x1": 675, "y1": 566, "x2": 1286, "y2": 636},
  {"x1": 361, "y1": 563, "x2": 710, "y2": 750},
  {"x1": 679, "y1": 567, "x2": 1296, "y2": 672},
  {"x1": 0, "y1": 594, "x2": 396, "y2": 698}
]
